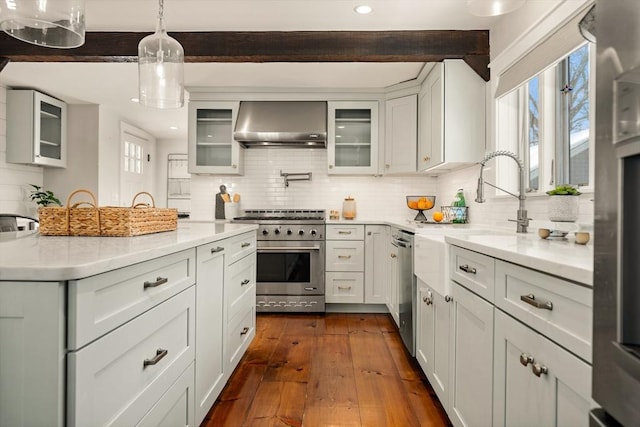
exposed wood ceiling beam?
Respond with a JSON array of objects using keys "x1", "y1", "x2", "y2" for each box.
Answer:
[{"x1": 0, "y1": 30, "x2": 490, "y2": 81}]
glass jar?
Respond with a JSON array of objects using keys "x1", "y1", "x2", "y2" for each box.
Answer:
[{"x1": 342, "y1": 196, "x2": 357, "y2": 220}]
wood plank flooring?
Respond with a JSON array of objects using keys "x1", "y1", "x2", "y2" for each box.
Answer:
[{"x1": 202, "y1": 313, "x2": 451, "y2": 427}]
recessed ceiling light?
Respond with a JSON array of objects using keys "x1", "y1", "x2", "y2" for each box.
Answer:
[
  {"x1": 354, "y1": 5, "x2": 372, "y2": 14},
  {"x1": 130, "y1": 97, "x2": 140, "y2": 103},
  {"x1": 169, "y1": 126, "x2": 178, "y2": 130}
]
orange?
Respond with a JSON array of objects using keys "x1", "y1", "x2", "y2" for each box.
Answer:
[
  {"x1": 408, "y1": 200, "x2": 418, "y2": 209},
  {"x1": 423, "y1": 199, "x2": 434, "y2": 210},
  {"x1": 432, "y1": 211, "x2": 444, "y2": 222},
  {"x1": 417, "y1": 200, "x2": 427, "y2": 209}
]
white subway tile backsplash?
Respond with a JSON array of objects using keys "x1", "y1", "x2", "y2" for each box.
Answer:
[{"x1": 189, "y1": 148, "x2": 438, "y2": 221}]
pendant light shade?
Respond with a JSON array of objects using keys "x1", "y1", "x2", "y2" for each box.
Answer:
[
  {"x1": 466, "y1": 0, "x2": 526, "y2": 17},
  {"x1": 138, "y1": 0, "x2": 184, "y2": 109},
  {"x1": 0, "y1": 0, "x2": 85, "y2": 48}
]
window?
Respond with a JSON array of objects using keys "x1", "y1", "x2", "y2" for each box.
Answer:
[
  {"x1": 124, "y1": 139, "x2": 143, "y2": 174},
  {"x1": 496, "y1": 43, "x2": 594, "y2": 196}
]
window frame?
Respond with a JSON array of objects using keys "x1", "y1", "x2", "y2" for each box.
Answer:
[{"x1": 495, "y1": 42, "x2": 595, "y2": 198}]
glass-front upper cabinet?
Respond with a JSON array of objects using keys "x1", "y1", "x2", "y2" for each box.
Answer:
[
  {"x1": 327, "y1": 101, "x2": 379, "y2": 175},
  {"x1": 7, "y1": 90, "x2": 67, "y2": 168},
  {"x1": 188, "y1": 101, "x2": 244, "y2": 175}
]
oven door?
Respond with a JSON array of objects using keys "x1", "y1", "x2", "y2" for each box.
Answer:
[{"x1": 256, "y1": 240, "x2": 325, "y2": 296}]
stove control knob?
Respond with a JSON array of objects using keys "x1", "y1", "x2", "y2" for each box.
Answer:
[
  {"x1": 310, "y1": 229, "x2": 318, "y2": 236},
  {"x1": 286, "y1": 229, "x2": 293, "y2": 235},
  {"x1": 274, "y1": 228, "x2": 281, "y2": 235},
  {"x1": 298, "y1": 229, "x2": 305, "y2": 236},
  {"x1": 262, "y1": 229, "x2": 269, "y2": 235}
]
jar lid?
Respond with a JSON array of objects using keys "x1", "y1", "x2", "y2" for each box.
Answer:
[{"x1": 345, "y1": 196, "x2": 354, "y2": 200}]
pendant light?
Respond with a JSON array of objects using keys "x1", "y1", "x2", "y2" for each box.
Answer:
[
  {"x1": 138, "y1": 0, "x2": 184, "y2": 109},
  {"x1": 467, "y1": 0, "x2": 526, "y2": 17},
  {"x1": 0, "y1": 0, "x2": 86, "y2": 48}
]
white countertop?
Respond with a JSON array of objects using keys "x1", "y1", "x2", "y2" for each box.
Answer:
[
  {"x1": 445, "y1": 233, "x2": 593, "y2": 286},
  {"x1": 0, "y1": 222, "x2": 258, "y2": 282}
]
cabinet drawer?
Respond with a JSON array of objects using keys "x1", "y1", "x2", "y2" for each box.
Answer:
[
  {"x1": 226, "y1": 299, "x2": 255, "y2": 373},
  {"x1": 226, "y1": 232, "x2": 256, "y2": 265},
  {"x1": 450, "y1": 246, "x2": 495, "y2": 303},
  {"x1": 137, "y1": 363, "x2": 194, "y2": 427},
  {"x1": 227, "y1": 252, "x2": 256, "y2": 322},
  {"x1": 68, "y1": 287, "x2": 195, "y2": 427},
  {"x1": 68, "y1": 249, "x2": 196, "y2": 350},
  {"x1": 326, "y1": 240, "x2": 365, "y2": 271},
  {"x1": 326, "y1": 272, "x2": 364, "y2": 303},
  {"x1": 326, "y1": 224, "x2": 365, "y2": 240},
  {"x1": 495, "y1": 260, "x2": 593, "y2": 363}
]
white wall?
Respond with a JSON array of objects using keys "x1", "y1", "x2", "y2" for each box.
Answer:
[
  {"x1": 44, "y1": 105, "x2": 100, "y2": 205},
  {"x1": 167, "y1": 143, "x2": 438, "y2": 222},
  {"x1": 0, "y1": 85, "x2": 44, "y2": 217}
]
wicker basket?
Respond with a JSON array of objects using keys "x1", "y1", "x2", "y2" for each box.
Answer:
[
  {"x1": 67, "y1": 189, "x2": 101, "y2": 236},
  {"x1": 38, "y1": 205, "x2": 69, "y2": 236},
  {"x1": 100, "y1": 192, "x2": 177, "y2": 237}
]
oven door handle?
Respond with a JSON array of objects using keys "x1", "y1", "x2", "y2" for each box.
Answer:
[{"x1": 258, "y1": 246, "x2": 322, "y2": 251}]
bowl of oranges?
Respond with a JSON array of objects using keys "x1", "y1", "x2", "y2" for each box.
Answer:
[{"x1": 406, "y1": 196, "x2": 436, "y2": 221}]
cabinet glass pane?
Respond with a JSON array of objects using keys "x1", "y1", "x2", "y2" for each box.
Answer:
[
  {"x1": 335, "y1": 109, "x2": 371, "y2": 167},
  {"x1": 196, "y1": 109, "x2": 233, "y2": 166},
  {"x1": 39, "y1": 100, "x2": 62, "y2": 160}
]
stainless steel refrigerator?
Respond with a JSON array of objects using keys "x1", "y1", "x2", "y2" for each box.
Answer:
[{"x1": 591, "y1": 1, "x2": 640, "y2": 425}]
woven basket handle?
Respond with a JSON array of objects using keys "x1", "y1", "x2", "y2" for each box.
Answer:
[
  {"x1": 131, "y1": 192, "x2": 156, "y2": 209},
  {"x1": 66, "y1": 189, "x2": 98, "y2": 208}
]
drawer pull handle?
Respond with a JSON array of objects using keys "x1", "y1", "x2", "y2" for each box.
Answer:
[
  {"x1": 338, "y1": 231, "x2": 352, "y2": 234},
  {"x1": 520, "y1": 294, "x2": 553, "y2": 310},
  {"x1": 211, "y1": 246, "x2": 224, "y2": 254},
  {"x1": 338, "y1": 286, "x2": 352, "y2": 290},
  {"x1": 459, "y1": 265, "x2": 477, "y2": 274},
  {"x1": 143, "y1": 348, "x2": 168, "y2": 367},
  {"x1": 241, "y1": 279, "x2": 251, "y2": 286},
  {"x1": 444, "y1": 295, "x2": 453, "y2": 303},
  {"x1": 532, "y1": 363, "x2": 548, "y2": 377},
  {"x1": 304, "y1": 287, "x2": 317, "y2": 291},
  {"x1": 143, "y1": 277, "x2": 168, "y2": 289},
  {"x1": 519, "y1": 353, "x2": 534, "y2": 367},
  {"x1": 338, "y1": 255, "x2": 352, "y2": 260},
  {"x1": 240, "y1": 327, "x2": 250, "y2": 336},
  {"x1": 241, "y1": 242, "x2": 251, "y2": 248}
]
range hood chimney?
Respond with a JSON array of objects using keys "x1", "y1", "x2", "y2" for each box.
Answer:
[{"x1": 234, "y1": 101, "x2": 327, "y2": 148}]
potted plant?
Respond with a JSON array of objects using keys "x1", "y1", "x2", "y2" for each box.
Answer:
[
  {"x1": 28, "y1": 184, "x2": 62, "y2": 207},
  {"x1": 546, "y1": 184, "x2": 581, "y2": 222}
]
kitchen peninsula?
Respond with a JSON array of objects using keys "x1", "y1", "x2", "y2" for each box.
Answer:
[{"x1": 0, "y1": 222, "x2": 258, "y2": 426}]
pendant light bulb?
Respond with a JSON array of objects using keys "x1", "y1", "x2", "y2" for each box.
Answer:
[
  {"x1": 138, "y1": 0, "x2": 184, "y2": 109},
  {"x1": 466, "y1": 0, "x2": 526, "y2": 17}
]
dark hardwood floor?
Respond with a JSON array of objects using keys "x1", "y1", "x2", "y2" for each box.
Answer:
[{"x1": 201, "y1": 313, "x2": 451, "y2": 427}]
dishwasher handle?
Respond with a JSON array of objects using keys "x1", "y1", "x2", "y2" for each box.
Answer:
[{"x1": 392, "y1": 238, "x2": 410, "y2": 248}]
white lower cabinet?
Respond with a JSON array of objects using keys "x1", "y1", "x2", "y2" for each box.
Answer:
[
  {"x1": 68, "y1": 286, "x2": 196, "y2": 426},
  {"x1": 195, "y1": 232, "x2": 257, "y2": 425},
  {"x1": 416, "y1": 280, "x2": 452, "y2": 412},
  {"x1": 364, "y1": 225, "x2": 388, "y2": 304},
  {"x1": 387, "y1": 238, "x2": 400, "y2": 325},
  {"x1": 449, "y1": 282, "x2": 494, "y2": 427},
  {"x1": 0, "y1": 282, "x2": 65, "y2": 427},
  {"x1": 195, "y1": 242, "x2": 226, "y2": 425},
  {"x1": 493, "y1": 310, "x2": 592, "y2": 427},
  {"x1": 326, "y1": 224, "x2": 366, "y2": 303},
  {"x1": 138, "y1": 363, "x2": 195, "y2": 427}
]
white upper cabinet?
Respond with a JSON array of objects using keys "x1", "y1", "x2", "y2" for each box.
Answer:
[
  {"x1": 7, "y1": 90, "x2": 67, "y2": 168},
  {"x1": 327, "y1": 101, "x2": 379, "y2": 175},
  {"x1": 384, "y1": 94, "x2": 418, "y2": 174},
  {"x1": 418, "y1": 60, "x2": 486, "y2": 173},
  {"x1": 188, "y1": 101, "x2": 244, "y2": 175}
]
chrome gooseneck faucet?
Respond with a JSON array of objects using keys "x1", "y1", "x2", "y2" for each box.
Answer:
[{"x1": 475, "y1": 151, "x2": 530, "y2": 233}]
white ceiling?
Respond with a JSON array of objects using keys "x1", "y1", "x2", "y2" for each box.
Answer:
[{"x1": 0, "y1": 0, "x2": 504, "y2": 140}]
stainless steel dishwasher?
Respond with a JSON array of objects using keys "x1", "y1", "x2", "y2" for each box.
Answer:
[{"x1": 391, "y1": 227, "x2": 416, "y2": 356}]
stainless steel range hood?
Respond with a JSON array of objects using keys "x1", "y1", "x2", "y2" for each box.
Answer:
[{"x1": 234, "y1": 101, "x2": 327, "y2": 148}]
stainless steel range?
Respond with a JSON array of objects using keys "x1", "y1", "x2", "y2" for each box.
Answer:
[{"x1": 232, "y1": 209, "x2": 325, "y2": 312}]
